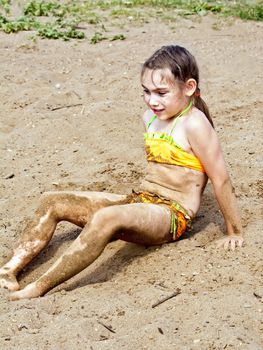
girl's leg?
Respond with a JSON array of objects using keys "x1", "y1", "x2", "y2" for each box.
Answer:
[
  {"x1": 0, "y1": 191, "x2": 128, "y2": 291},
  {"x1": 10, "y1": 203, "x2": 171, "y2": 300}
]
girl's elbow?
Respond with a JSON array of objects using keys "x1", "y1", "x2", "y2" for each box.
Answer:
[{"x1": 211, "y1": 175, "x2": 232, "y2": 190}]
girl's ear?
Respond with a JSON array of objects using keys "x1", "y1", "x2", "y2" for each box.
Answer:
[{"x1": 184, "y1": 78, "x2": 197, "y2": 97}]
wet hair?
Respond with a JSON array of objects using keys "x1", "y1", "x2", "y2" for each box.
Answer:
[{"x1": 141, "y1": 45, "x2": 214, "y2": 127}]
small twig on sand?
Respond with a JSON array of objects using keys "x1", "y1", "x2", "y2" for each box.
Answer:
[
  {"x1": 152, "y1": 288, "x2": 181, "y2": 308},
  {"x1": 51, "y1": 103, "x2": 82, "y2": 111},
  {"x1": 97, "y1": 320, "x2": 116, "y2": 333},
  {"x1": 253, "y1": 292, "x2": 262, "y2": 299},
  {"x1": 81, "y1": 106, "x2": 85, "y2": 115},
  {"x1": 72, "y1": 90, "x2": 82, "y2": 99}
]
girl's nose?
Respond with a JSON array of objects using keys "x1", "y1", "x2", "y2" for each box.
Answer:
[{"x1": 149, "y1": 96, "x2": 159, "y2": 107}]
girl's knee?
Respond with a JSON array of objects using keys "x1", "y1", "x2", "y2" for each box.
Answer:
[
  {"x1": 37, "y1": 192, "x2": 61, "y2": 218},
  {"x1": 40, "y1": 192, "x2": 57, "y2": 204}
]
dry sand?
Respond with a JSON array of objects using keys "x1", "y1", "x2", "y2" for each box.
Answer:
[{"x1": 0, "y1": 13, "x2": 263, "y2": 350}]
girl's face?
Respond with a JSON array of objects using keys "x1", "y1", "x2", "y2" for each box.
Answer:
[{"x1": 141, "y1": 68, "x2": 189, "y2": 121}]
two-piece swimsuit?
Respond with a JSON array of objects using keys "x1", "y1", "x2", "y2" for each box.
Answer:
[{"x1": 129, "y1": 101, "x2": 205, "y2": 240}]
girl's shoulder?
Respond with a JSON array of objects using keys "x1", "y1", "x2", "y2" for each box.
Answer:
[{"x1": 185, "y1": 107, "x2": 212, "y2": 133}]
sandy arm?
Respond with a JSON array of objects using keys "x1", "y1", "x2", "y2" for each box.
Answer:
[{"x1": 187, "y1": 112, "x2": 243, "y2": 248}]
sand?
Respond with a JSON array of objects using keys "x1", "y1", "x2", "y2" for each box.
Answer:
[{"x1": 0, "y1": 13, "x2": 263, "y2": 350}]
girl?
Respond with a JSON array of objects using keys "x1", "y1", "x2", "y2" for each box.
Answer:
[{"x1": 0, "y1": 45, "x2": 243, "y2": 300}]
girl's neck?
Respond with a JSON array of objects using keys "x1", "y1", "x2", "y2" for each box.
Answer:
[{"x1": 173, "y1": 100, "x2": 193, "y2": 119}]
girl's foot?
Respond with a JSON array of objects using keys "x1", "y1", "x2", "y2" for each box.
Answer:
[
  {"x1": 10, "y1": 282, "x2": 42, "y2": 300},
  {"x1": 0, "y1": 270, "x2": 20, "y2": 291}
]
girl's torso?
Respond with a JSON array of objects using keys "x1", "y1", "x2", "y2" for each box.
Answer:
[{"x1": 140, "y1": 105, "x2": 207, "y2": 217}]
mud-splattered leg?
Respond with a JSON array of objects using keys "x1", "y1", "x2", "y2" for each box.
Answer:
[
  {"x1": 0, "y1": 191, "x2": 128, "y2": 291},
  {"x1": 10, "y1": 203, "x2": 171, "y2": 300}
]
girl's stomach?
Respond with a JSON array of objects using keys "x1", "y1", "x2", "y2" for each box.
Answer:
[{"x1": 139, "y1": 162, "x2": 208, "y2": 218}]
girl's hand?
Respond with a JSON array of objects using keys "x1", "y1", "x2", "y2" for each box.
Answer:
[{"x1": 216, "y1": 235, "x2": 244, "y2": 251}]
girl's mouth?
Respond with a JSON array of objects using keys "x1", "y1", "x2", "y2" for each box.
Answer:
[{"x1": 152, "y1": 108, "x2": 165, "y2": 114}]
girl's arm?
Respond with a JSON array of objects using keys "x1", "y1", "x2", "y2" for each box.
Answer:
[{"x1": 187, "y1": 113, "x2": 243, "y2": 250}]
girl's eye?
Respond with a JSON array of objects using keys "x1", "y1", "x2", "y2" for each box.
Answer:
[
  {"x1": 143, "y1": 89, "x2": 150, "y2": 94},
  {"x1": 158, "y1": 92, "x2": 167, "y2": 96}
]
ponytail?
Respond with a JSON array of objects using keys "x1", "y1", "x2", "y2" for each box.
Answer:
[{"x1": 194, "y1": 94, "x2": 214, "y2": 128}]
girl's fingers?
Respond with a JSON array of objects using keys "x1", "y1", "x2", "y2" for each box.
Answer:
[
  {"x1": 224, "y1": 239, "x2": 229, "y2": 250},
  {"x1": 238, "y1": 238, "x2": 244, "y2": 247},
  {"x1": 216, "y1": 236, "x2": 244, "y2": 250},
  {"x1": 230, "y1": 239, "x2": 236, "y2": 251}
]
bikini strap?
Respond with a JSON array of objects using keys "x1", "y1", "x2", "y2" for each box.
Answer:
[
  {"x1": 169, "y1": 100, "x2": 193, "y2": 135},
  {"x1": 146, "y1": 115, "x2": 157, "y2": 130}
]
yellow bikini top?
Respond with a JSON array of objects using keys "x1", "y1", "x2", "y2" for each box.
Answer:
[{"x1": 144, "y1": 101, "x2": 205, "y2": 173}]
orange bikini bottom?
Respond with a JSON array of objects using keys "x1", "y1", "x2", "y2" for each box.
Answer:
[{"x1": 128, "y1": 191, "x2": 192, "y2": 240}]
